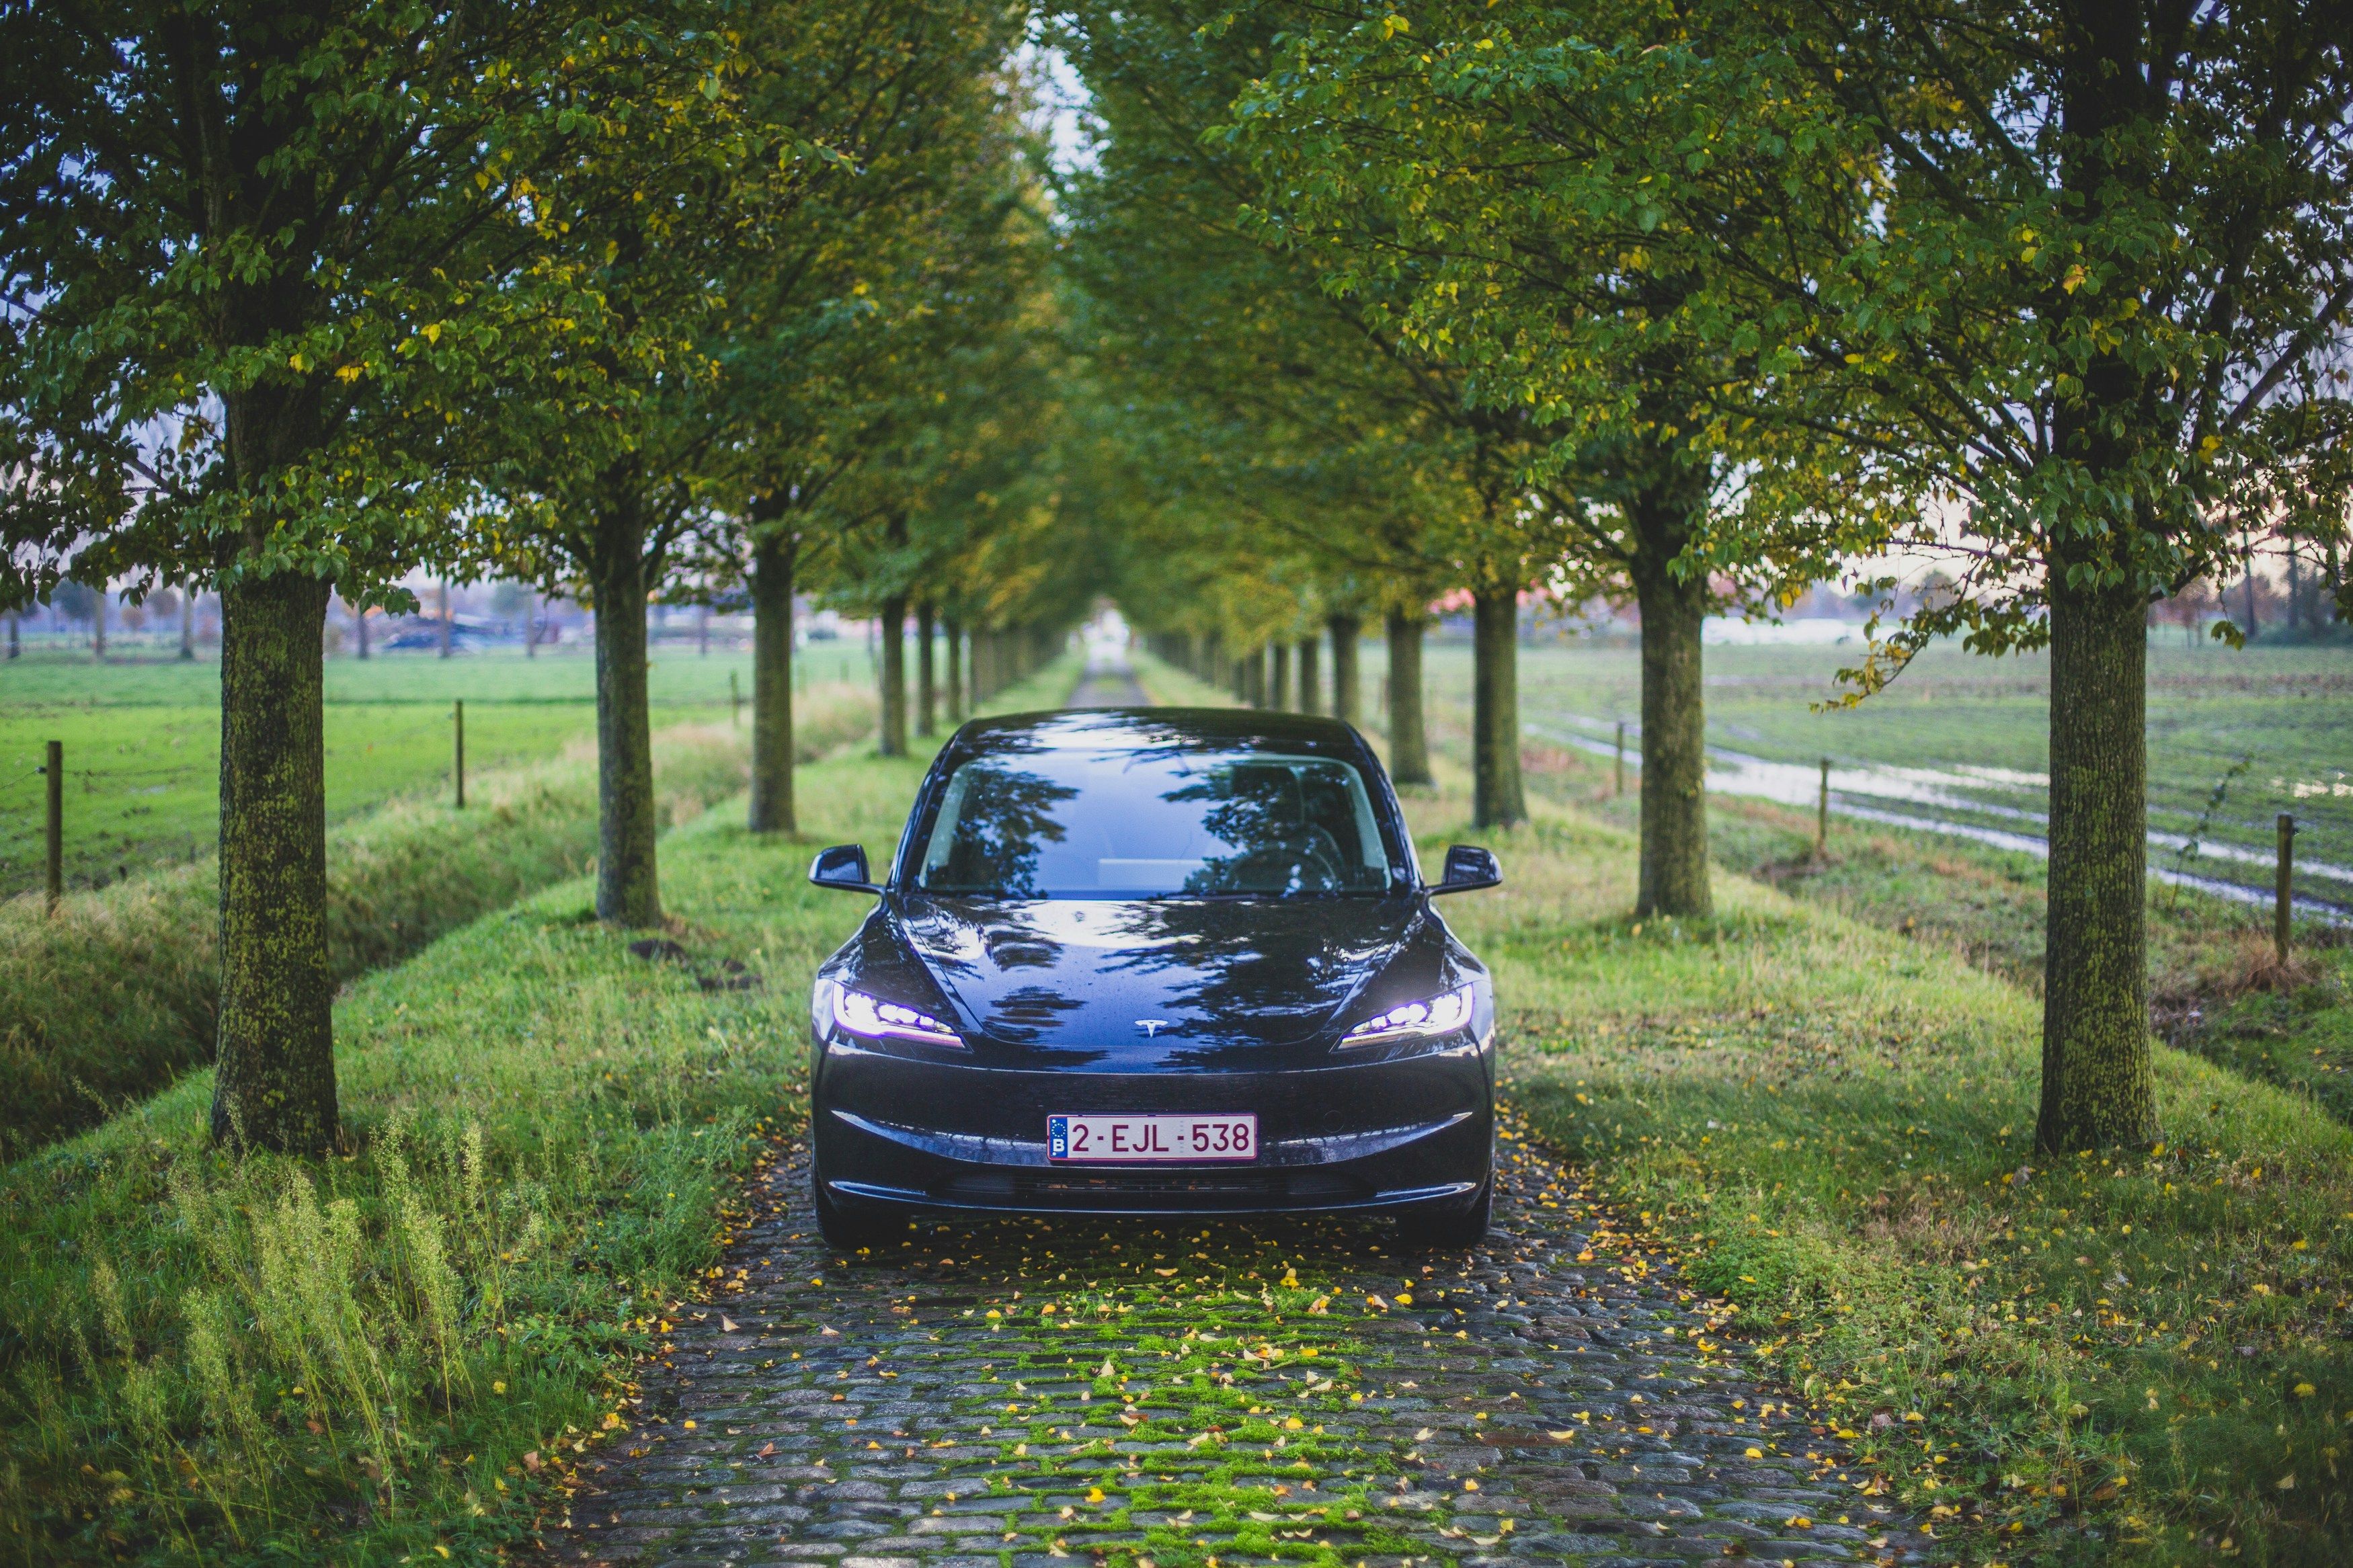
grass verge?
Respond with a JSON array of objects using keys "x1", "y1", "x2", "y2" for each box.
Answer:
[
  {"x1": 0, "y1": 689, "x2": 875, "y2": 1162},
  {"x1": 1523, "y1": 739, "x2": 2353, "y2": 1132},
  {"x1": 0, "y1": 659, "x2": 1069, "y2": 1565},
  {"x1": 1407, "y1": 774, "x2": 2353, "y2": 1566},
  {"x1": 1128, "y1": 647, "x2": 1239, "y2": 708}
]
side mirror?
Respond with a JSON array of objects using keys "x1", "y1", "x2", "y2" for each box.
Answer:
[
  {"x1": 1432, "y1": 844, "x2": 1501, "y2": 895},
  {"x1": 809, "y1": 843, "x2": 881, "y2": 893}
]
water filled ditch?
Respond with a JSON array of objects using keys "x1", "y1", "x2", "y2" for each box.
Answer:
[{"x1": 1526, "y1": 716, "x2": 2352, "y2": 923}]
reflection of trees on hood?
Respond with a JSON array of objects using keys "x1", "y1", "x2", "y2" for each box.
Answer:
[
  {"x1": 986, "y1": 984, "x2": 1088, "y2": 1046},
  {"x1": 926, "y1": 766, "x2": 1076, "y2": 897},
  {"x1": 1095, "y1": 900, "x2": 1405, "y2": 1057}
]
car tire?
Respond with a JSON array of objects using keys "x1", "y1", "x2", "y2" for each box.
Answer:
[
  {"x1": 812, "y1": 1168, "x2": 898, "y2": 1253},
  {"x1": 1393, "y1": 1175, "x2": 1492, "y2": 1251}
]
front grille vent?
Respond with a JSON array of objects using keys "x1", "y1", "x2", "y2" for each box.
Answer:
[{"x1": 933, "y1": 1167, "x2": 1366, "y2": 1210}]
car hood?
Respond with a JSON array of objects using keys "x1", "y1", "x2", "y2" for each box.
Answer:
[{"x1": 893, "y1": 895, "x2": 1428, "y2": 1063}]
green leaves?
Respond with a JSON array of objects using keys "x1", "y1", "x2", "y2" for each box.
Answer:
[{"x1": 0, "y1": 0, "x2": 726, "y2": 603}]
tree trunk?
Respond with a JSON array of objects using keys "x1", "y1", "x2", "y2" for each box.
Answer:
[
  {"x1": 182, "y1": 593, "x2": 196, "y2": 659},
  {"x1": 945, "y1": 615, "x2": 965, "y2": 725},
  {"x1": 525, "y1": 590, "x2": 539, "y2": 658},
  {"x1": 1629, "y1": 491, "x2": 1712, "y2": 918},
  {"x1": 1471, "y1": 586, "x2": 1526, "y2": 827},
  {"x1": 438, "y1": 579, "x2": 452, "y2": 658},
  {"x1": 878, "y1": 595, "x2": 908, "y2": 755},
  {"x1": 2030, "y1": 21, "x2": 2160, "y2": 1150},
  {"x1": 2036, "y1": 567, "x2": 2158, "y2": 1149},
  {"x1": 748, "y1": 530, "x2": 796, "y2": 834},
  {"x1": 210, "y1": 572, "x2": 337, "y2": 1152},
  {"x1": 590, "y1": 485, "x2": 662, "y2": 926},
  {"x1": 916, "y1": 602, "x2": 936, "y2": 737},
  {"x1": 1384, "y1": 611, "x2": 1431, "y2": 786},
  {"x1": 1296, "y1": 636, "x2": 1320, "y2": 715},
  {"x1": 91, "y1": 591, "x2": 105, "y2": 660},
  {"x1": 1271, "y1": 642, "x2": 1292, "y2": 711},
  {"x1": 1328, "y1": 614, "x2": 1361, "y2": 726}
]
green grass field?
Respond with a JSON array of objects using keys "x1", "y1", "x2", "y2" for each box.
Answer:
[
  {"x1": 1377, "y1": 638, "x2": 2353, "y2": 913},
  {"x1": 0, "y1": 641, "x2": 880, "y2": 899}
]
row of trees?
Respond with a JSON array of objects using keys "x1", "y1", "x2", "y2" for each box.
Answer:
[
  {"x1": 1062, "y1": 0, "x2": 2353, "y2": 1151},
  {"x1": 0, "y1": 0, "x2": 1086, "y2": 1152}
]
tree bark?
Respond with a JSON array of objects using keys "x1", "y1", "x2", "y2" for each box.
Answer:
[
  {"x1": 91, "y1": 591, "x2": 105, "y2": 660},
  {"x1": 1296, "y1": 636, "x2": 1320, "y2": 715},
  {"x1": 945, "y1": 615, "x2": 965, "y2": 725},
  {"x1": 1629, "y1": 489, "x2": 1712, "y2": 918},
  {"x1": 438, "y1": 579, "x2": 452, "y2": 658},
  {"x1": 1271, "y1": 642, "x2": 1292, "y2": 711},
  {"x1": 916, "y1": 602, "x2": 936, "y2": 737},
  {"x1": 182, "y1": 593, "x2": 197, "y2": 659},
  {"x1": 878, "y1": 595, "x2": 908, "y2": 755},
  {"x1": 589, "y1": 480, "x2": 662, "y2": 925},
  {"x1": 2037, "y1": 573, "x2": 2157, "y2": 1149},
  {"x1": 2028, "y1": 17, "x2": 2160, "y2": 1150},
  {"x1": 210, "y1": 572, "x2": 337, "y2": 1151},
  {"x1": 748, "y1": 530, "x2": 796, "y2": 834},
  {"x1": 1384, "y1": 610, "x2": 1431, "y2": 786},
  {"x1": 1327, "y1": 614, "x2": 1361, "y2": 726},
  {"x1": 1471, "y1": 586, "x2": 1526, "y2": 828}
]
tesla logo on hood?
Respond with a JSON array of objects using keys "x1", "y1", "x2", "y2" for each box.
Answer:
[{"x1": 1134, "y1": 1019, "x2": 1171, "y2": 1037}]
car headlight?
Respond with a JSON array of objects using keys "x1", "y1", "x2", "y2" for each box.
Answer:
[
  {"x1": 1338, "y1": 983, "x2": 1476, "y2": 1047},
  {"x1": 832, "y1": 985, "x2": 964, "y2": 1048}
]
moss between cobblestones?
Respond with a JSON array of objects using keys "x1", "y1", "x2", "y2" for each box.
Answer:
[{"x1": 565, "y1": 1118, "x2": 1907, "y2": 1568}]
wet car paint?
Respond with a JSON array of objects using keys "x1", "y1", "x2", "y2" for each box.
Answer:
[{"x1": 809, "y1": 707, "x2": 1496, "y2": 1220}]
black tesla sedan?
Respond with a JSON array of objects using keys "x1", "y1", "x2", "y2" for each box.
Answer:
[{"x1": 804, "y1": 707, "x2": 1502, "y2": 1251}]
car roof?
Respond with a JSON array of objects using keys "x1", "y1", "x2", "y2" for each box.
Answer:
[{"x1": 946, "y1": 706, "x2": 1371, "y2": 757}]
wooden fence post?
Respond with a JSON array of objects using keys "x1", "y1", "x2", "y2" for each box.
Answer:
[
  {"x1": 44, "y1": 740, "x2": 62, "y2": 915},
  {"x1": 1817, "y1": 758, "x2": 1831, "y2": 858},
  {"x1": 2276, "y1": 813, "x2": 2296, "y2": 964}
]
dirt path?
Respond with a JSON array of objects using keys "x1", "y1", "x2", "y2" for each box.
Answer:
[{"x1": 548, "y1": 1116, "x2": 1931, "y2": 1568}]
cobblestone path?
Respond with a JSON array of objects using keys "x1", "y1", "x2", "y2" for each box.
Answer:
[
  {"x1": 1066, "y1": 647, "x2": 1148, "y2": 708},
  {"x1": 549, "y1": 1116, "x2": 1936, "y2": 1568}
]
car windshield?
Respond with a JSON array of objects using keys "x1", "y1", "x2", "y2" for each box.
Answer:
[{"x1": 914, "y1": 749, "x2": 1406, "y2": 899}]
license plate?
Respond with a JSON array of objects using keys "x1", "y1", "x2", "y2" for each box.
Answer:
[{"x1": 1047, "y1": 1113, "x2": 1257, "y2": 1163}]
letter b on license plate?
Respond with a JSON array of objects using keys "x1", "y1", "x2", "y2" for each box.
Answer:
[{"x1": 1047, "y1": 1113, "x2": 1257, "y2": 1162}]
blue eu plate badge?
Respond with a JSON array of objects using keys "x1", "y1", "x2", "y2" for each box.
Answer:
[{"x1": 1047, "y1": 1115, "x2": 1070, "y2": 1159}]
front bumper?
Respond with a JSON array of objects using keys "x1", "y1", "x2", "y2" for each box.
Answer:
[{"x1": 812, "y1": 1038, "x2": 1492, "y2": 1217}]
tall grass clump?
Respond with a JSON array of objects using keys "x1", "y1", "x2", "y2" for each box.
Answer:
[
  {"x1": 0, "y1": 746, "x2": 929, "y2": 1564},
  {"x1": 0, "y1": 688, "x2": 874, "y2": 1160}
]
